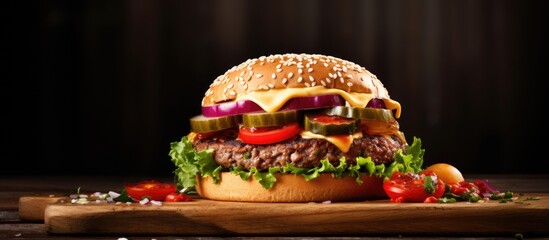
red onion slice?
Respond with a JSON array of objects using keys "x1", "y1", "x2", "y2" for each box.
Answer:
[
  {"x1": 202, "y1": 100, "x2": 263, "y2": 118},
  {"x1": 366, "y1": 98, "x2": 386, "y2": 109},
  {"x1": 282, "y1": 94, "x2": 345, "y2": 111},
  {"x1": 202, "y1": 94, "x2": 345, "y2": 117}
]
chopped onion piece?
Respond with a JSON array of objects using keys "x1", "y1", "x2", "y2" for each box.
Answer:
[
  {"x1": 108, "y1": 191, "x2": 121, "y2": 199},
  {"x1": 139, "y1": 198, "x2": 150, "y2": 205}
]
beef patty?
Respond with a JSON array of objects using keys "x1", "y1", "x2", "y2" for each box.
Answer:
[{"x1": 193, "y1": 134, "x2": 406, "y2": 171}]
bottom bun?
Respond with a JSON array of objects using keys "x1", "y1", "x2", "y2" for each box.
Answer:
[{"x1": 195, "y1": 172, "x2": 387, "y2": 203}]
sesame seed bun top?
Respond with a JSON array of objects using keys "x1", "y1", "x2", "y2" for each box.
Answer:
[{"x1": 202, "y1": 53, "x2": 395, "y2": 109}]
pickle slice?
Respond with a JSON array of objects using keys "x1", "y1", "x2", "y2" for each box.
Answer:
[
  {"x1": 304, "y1": 114, "x2": 360, "y2": 136},
  {"x1": 323, "y1": 106, "x2": 395, "y2": 122},
  {"x1": 190, "y1": 114, "x2": 240, "y2": 133},
  {"x1": 242, "y1": 110, "x2": 299, "y2": 128}
]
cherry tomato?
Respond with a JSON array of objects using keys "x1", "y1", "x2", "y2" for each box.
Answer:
[
  {"x1": 448, "y1": 183, "x2": 469, "y2": 196},
  {"x1": 383, "y1": 171, "x2": 445, "y2": 203},
  {"x1": 124, "y1": 180, "x2": 176, "y2": 201},
  {"x1": 448, "y1": 181, "x2": 480, "y2": 196},
  {"x1": 423, "y1": 196, "x2": 439, "y2": 203},
  {"x1": 165, "y1": 192, "x2": 192, "y2": 202},
  {"x1": 238, "y1": 122, "x2": 300, "y2": 145}
]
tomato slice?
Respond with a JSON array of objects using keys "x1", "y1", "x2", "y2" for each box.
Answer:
[
  {"x1": 311, "y1": 115, "x2": 355, "y2": 124},
  {"x1": 383, "y1": 171, "x2": 445, "y2": 203},
  {"x1": 238, "y1": 122, "x2": 301, "y2": 145},
  {"x1": 124, "y1": 180, "x2": 177, "y2": 201}
]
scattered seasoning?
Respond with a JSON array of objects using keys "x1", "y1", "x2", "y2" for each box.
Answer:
[
  {"x1": 514, "y1": 195, "x2": 541, "y2": 205},
  {"x1": 436, "y1": 179, "x2": 522, "y2": 204}
]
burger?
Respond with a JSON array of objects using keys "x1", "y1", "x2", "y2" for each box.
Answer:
[{"x1": 169, "y1": 53, "x2": 424, "y2": 202}]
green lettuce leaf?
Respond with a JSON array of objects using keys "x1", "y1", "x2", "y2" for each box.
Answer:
[
  {"x1": 169, "y1": 136, "x2": 426, "y2": 190},
  {"x1": 169, "y1": 136, "x2": 221, "y2": 189}
]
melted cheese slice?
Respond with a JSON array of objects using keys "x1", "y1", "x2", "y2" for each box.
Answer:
[
  {"x1": 300, "y1": 131, "x2": 363, "y2": 153},
  {"x1": 235, "y1": 86, "x2": 401, "y2": 118}
]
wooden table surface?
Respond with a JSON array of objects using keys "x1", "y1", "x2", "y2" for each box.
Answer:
[{"x1": 1, "y1": 174, "x2": 548, "y2": 239}]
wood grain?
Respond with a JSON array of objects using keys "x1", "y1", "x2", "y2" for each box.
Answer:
[
  {"x1": 43, "y1": 193, "x2": 549, "y2": 236},
  {"x1": 18, "y1": 195, "x2": 69, "y2": 222}
]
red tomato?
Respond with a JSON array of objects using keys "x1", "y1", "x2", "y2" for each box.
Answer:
[
  {"x1": 473, "y1": 179, "x2": 497, "y2": 196},
  {"x1": 124, "y1": 180, "x2": 176, "y2": 201},
  {"x1": 165, "y1": 192, "x2": 192, "y2": 202},
  {"x1": 383, "y1": 171, "x2": 445, "y2": 203},
  {"x1": 449, "y1": 183, "x2": 469, "y2": 196},
  {"x1": 238, "y1": 122, "x2": 300, "y2": 145},
  {"x1": 423, "y1": 196, "x2": 439, "y2": 203},
  {"x1": 312, "y1": 115, "x2": 354, "y2": 124}
]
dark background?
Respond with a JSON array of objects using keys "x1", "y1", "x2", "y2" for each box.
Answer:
[{"x1": 3, "y1": 1, "x2": 547, "y2": 178}]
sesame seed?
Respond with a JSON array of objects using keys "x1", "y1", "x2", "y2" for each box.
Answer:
[
  {"x1": 260, "y1": 85, "x2": 269, "y2": 90},
  {"x1": 312, "y1": 82, "x2": 316, "y2": 87},
  {"x1": 268, "y1": 83, "x2": 274, "y2": 89},
  {"x1": 347, "y1": 74, "x2": 353, "y2": 79},
  {"x1": 297, "y1": 69, "x2": 302, "y2": 74},
  {"x1": 337, "y1": 71, "x2": 342, "y2": 77},
  {"x1": 309, "y1": 76, "x2": 314, "y2": 82},
  {"x1": 308, "y1": 68, "x2": 314, "y2": 73},
  {"x1": 227, "y1": 83, "x2": 234, "y2": 89},
  {"x1": 342, "y1": 66, "x2": 348, "y2": 72},
  {"x1": 347, "y1": 82, "x2": 353, "y2": 87},
  {"x1": 288, "y1": 72, "x2": 294, "y2": 78},
  {"x1": 324, "y1": 63, "x2": 329, "y2": 67},
  {"x1": 276, "y1": 68, "x2": 283, "y2": 72},
  {"x1": 243, "y1": 84, "x2": 248, "y2": 90},
  {"x1": 326, "y1": 78, "x2": 331, "y2": 83},
  {"x1": 297, "y1": 76, "x2": 303, "y2": 83},
  {"x1": 272, "y1": 73, "x2": 277, "y2": 79},
  {"x1": 304, "y1": 82, "x2": 311, "y2": 87},
  {"x1": 256, "y1": 73, "x2": 263, "y2": 78},
  {"x1": 229, "y1": 90, "x2": 236, "y2": 96},
  {"x1": 360, "y1": 76, "x2": 365, "y2": 81},
  {"x1": 282, "y1": 78, "x2": 288, "y2": 85},
  {"x1": 321, "y1": 80, "x2": 326, "y2": 86},
  {"x1": 276, "y1": 64, "x2": 282, "y2": 69},
  {"x1": 340, "y1": 77, "x2": 344, "y2": 83}
]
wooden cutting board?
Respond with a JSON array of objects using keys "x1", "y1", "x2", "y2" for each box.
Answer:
[
  {"x1": 37, "y1": 193, "x2": 548, "y2": 236},
  {"x1": 18, "y1": 195, "x2": 69, "y2": 222}
]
